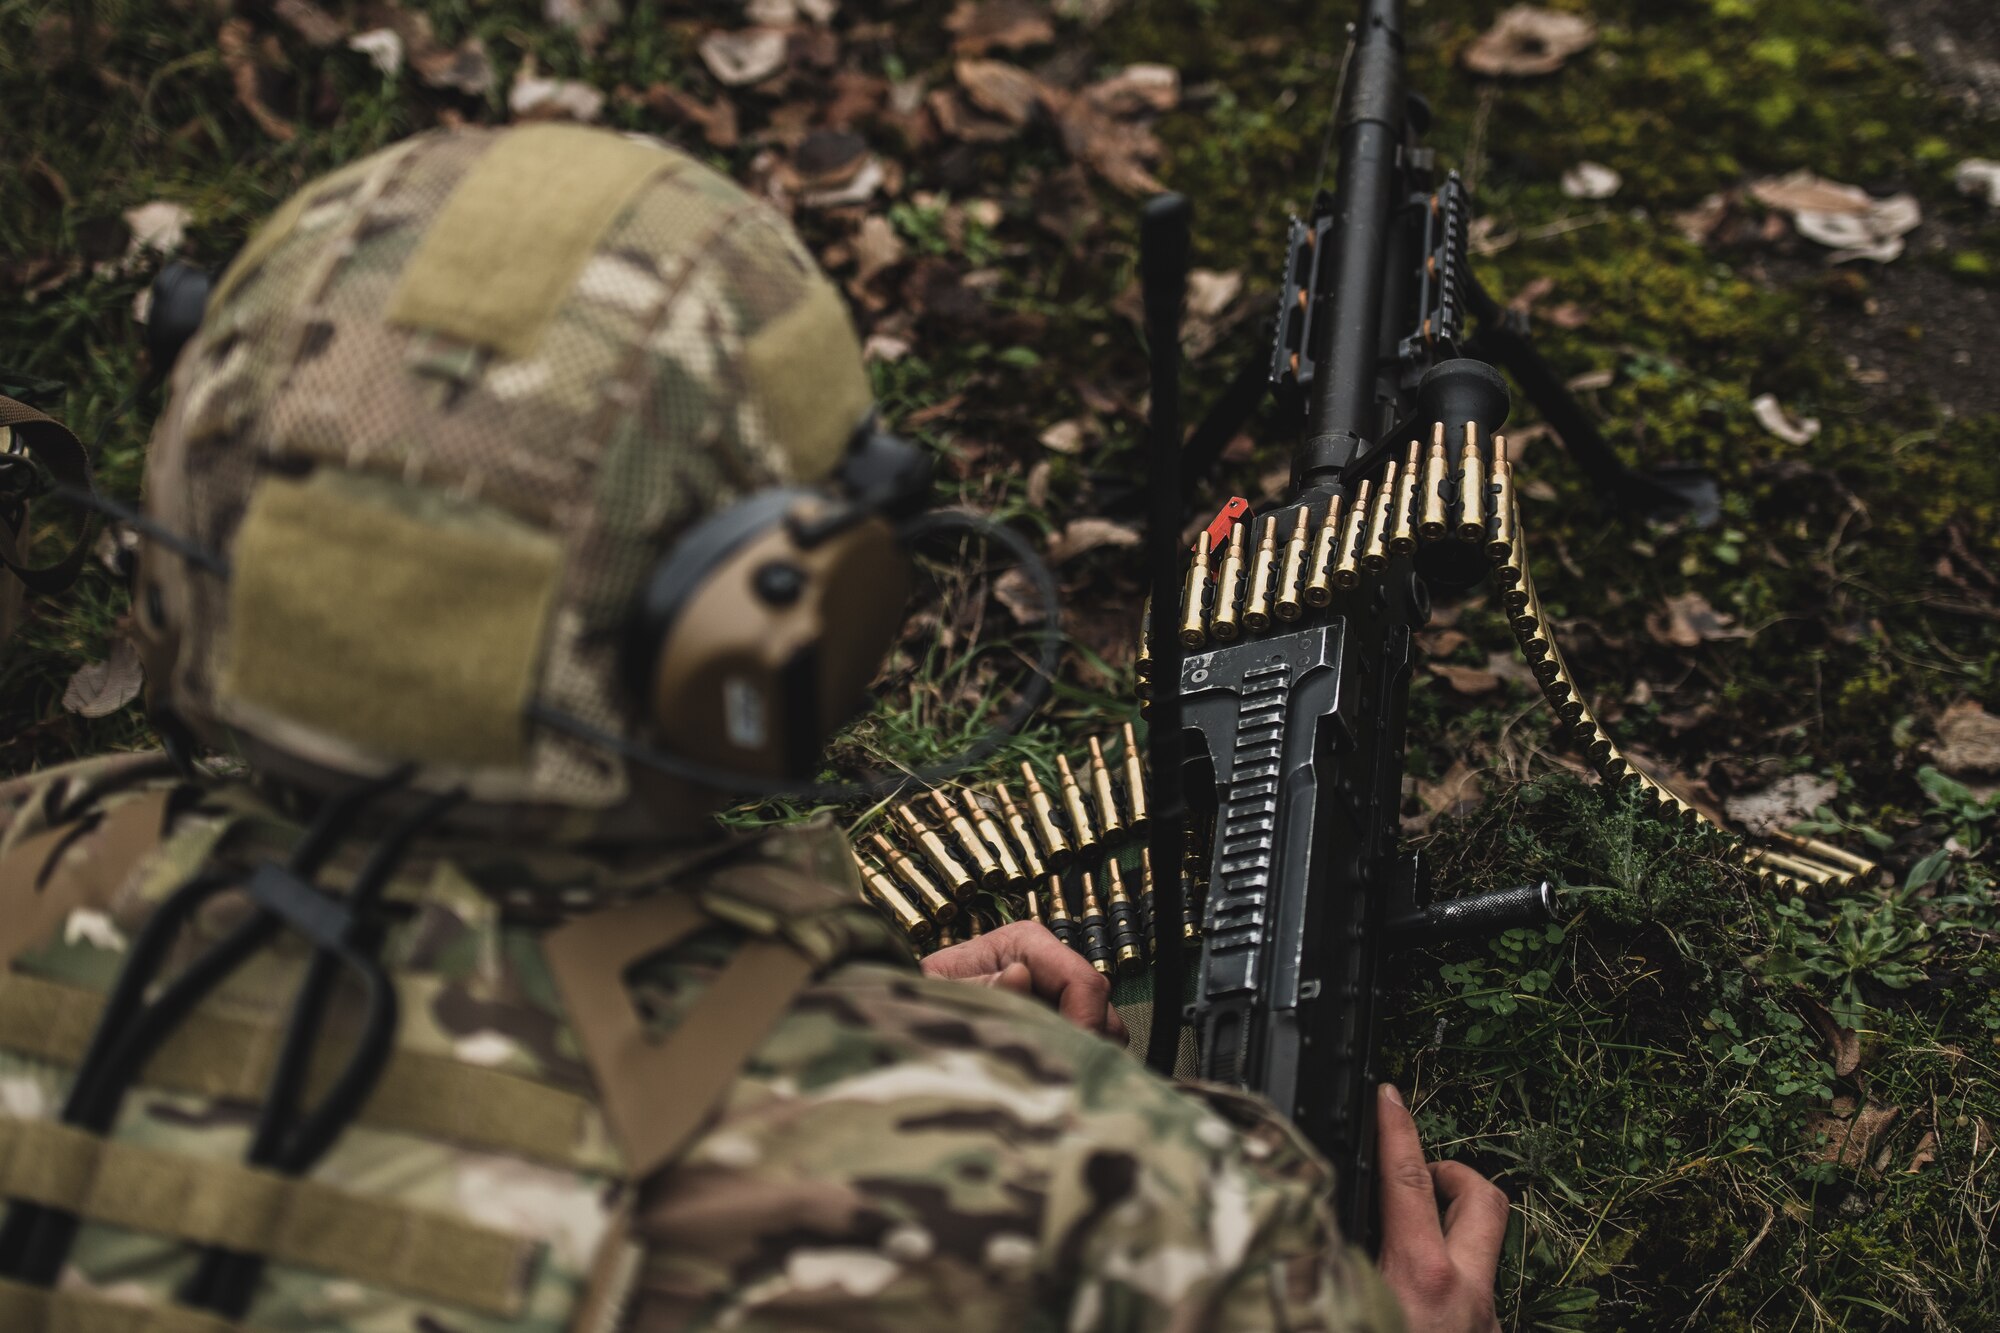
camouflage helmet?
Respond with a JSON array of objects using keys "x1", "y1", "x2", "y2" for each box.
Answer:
[{"x1": 137, "y1": 125, "x2": 880, "y2": 840}]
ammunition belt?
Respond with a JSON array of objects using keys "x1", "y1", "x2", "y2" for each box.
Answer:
[
  {"x1": 849, "y1": 722, "x2": 1164, "y2": 977},
  {"x1": 852, "y1": 423, "x2": 1873, "y2": 969}
]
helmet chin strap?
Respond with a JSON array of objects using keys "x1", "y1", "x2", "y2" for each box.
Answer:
[
  {"x1": 64, "y1": 479, "x2": 1063, "y2": 806},
  {"x1": 531, "y1": 508, "x2": 1064, "y2": 803}
]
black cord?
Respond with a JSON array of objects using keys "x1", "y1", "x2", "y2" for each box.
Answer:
[
  {"x1": 184, "y1": 786, "x2": 463, "y2": 1317},
  {"x1": 50, "y1": 481, "x2": 228, "y2": 577},
  {"x1": 0, "y1": 768, "x2": 417, "y2": 1289}
]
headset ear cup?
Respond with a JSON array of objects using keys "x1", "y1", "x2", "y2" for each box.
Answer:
[{"x1": 634, "y1": 496, "x2": 910, "y2": 781}]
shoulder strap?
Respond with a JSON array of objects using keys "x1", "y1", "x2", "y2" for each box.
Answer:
[
  {"x1": 542, "y1": 893, "x2": 817, "y2": 1180},
  {"x1": 0, "y1": 396, "x2": 97, "y2": 596}
]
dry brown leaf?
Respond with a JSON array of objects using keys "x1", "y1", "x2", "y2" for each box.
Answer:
[
  {"x1": 1905, "y1": 1129, "x2": 1938, "y2": 1174},
  {"x1": 274, "y1": 0, "x2": 349, "y2": 46},
  {"x1": 700, "y1": 28, "x2": 789, "y2": 87},
  {"x1": 1673, "y1": 192, "x2": 1730, "y2": 246},
  {"x1": 219, "y1": 18, "x2": 296, "y2": 142},
  {"x1": 1794, "y1": 992, "x2": 1863, "y2": 1078},
  {"x1": 955, "y1": 58, "x2": 1046, "y2": 126},
  {"x1": 638, "y1": 83, "x2": 739, "y2": 148},
  {"x1": 1725, "y1": 774, "x2": 1837, "y2": 837},
  {"x1": 1039, "y1": 418, "x2": 1088, "y2": 454},
  {"x1": 62, "y1": 637, "x2": 143, "y2": 719},
  {"x1": 1417, "y1": 628, "x2": 1469, "y2": 657},
  {"x1": 1409, "y1": 760, "x2": 1486, "y2": 833},
  {"x1": 1752, "y1": 394, "x2": 1820, "y2": 445},
  {"x1": 1430, "y1": 662, "x2": 1501, "y2": 696},
  {"x1": 1025, "y1": 460, "x2": 1053, "y2": 509},
  {"x1": 1645, "y1": 591, "x2": 1750, "y2": 649},
  {"x1": 1561, "y1": 161, "x2": 1621, "y2": 200},
  {"x1": 1462, "y1": 6, "x2": 1597, "y2": 78},
  {"x1": 1047, "y1": 517, "x2": 1141, "y2": 563},
  {"x1": 850, "y1": 214, "x2": 905, "y2": 285},
  {"x1": 411, "y1": 35, "x2": 493, "y2": 95},
  {"x1": 348, "y1": 29, "x2": 403, "y2": 75},
  {"x1": 1054, "y1": 95, "x2": 1164, "y2": 195},
  {"x1": 994, "y1": 566, "x2": 1047, "y2": 623},
  {"x1": 1805, "y1": 1101, "x2": 1899, "y2": 1170},
  {"x1": 1749, "y1": 170, "x2": 1872, "y2": 217},
  {"x1": 1933, "y1": 700, "x2": 2000, "y2": 777},
  {"x1": 1085, "y1": 63, "x2": 1179, "y2": 115},
  {"x1": 509, "y1": 58, "x2": 605, "y2": 121},
  {"x1": 1486, "y1": 651, "x2": 1539, "y2": 689},
  {"x1": 945, "y1": 0, "x2": 1055, "y2": 55}
]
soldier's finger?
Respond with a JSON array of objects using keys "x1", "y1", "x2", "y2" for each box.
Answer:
[
  {"x1": 1431, "y1": 1161, "x2": 1509, "y2": 1276},
  {"x1": 982, "y1": 961, "x2": 1034, "y2": 996},
  {"x1": 918, "y1": 935, "x2": 1005, "y2": 980},
  {"x1": 1374, "y1": 1083, "x2": 1445, "y2": 1258}
]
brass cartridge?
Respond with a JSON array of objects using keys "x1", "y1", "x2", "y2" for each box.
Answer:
[
  {"x1": 1765, "y1": 829, "x2": 1877, "y2": 879},
  {"x1": 1121, "y1": 721, "x2": 1148, "y2": 828},
  {"x1": 931, "y1": 792, "x2": 1003, "y2": 889},
  {"x1": 867, "y1": 832, "x2": 958, "y2": 924},
  {"x1": 1747, "y1": 847, "x2": 1844, "y2": 888},
  {"x1": 1180, "y1": 825, "x2": 1207, "y2": 941},
  {"x1": 961, "y1": 790, "x2": 1024, "y2": 886},
  {"x1": 1274, "y1": 507, "x2": 1312, "y2": 622},
  {"x1": 1042, "y1": 873, "x2": 1078, "y2": 947},
  {"x1": 1179, "y1": 529, "x2": 1212, "y2": 650},
  {"x1": 993, "y1": 783, "x2": 1047, "y2": 880},
  {"x1": 1242, "y1": 516, "x2": 1279, "y2": 632},
  {"x1": 1104, "y1": 861, "x2": 1144, "y2": 975},
  {"x1": 894, "y1": 802, "x2": 977, "y2": 903},
  {"x1": 854, "y1": 851, "x2": 933, "y2": 945},
  {"x1": 1332, "y1": 478, "x2": 1371, "y2": 590},
  {"x1": 1055, "y1": 754, "x2": 1099, "y2": 853},
  {"x1": 1019, "y1": 762, "x2": 1073, "y2": 870},
  {"x1": 1211, "y1": 521, "x2": 1247, "y2": 641},
  {"x1": 1087, "y1": 736, "x2": 1124, "y2": 837},
  {"x1": 1456, "y1": 422, "x2": 1485, "y2": 543},
  {"x1": 1304, "y1": 496, "x2": 1343, "y2": 608},
  {"x1": 1076, "y1": 872, "x2": 1112, "y2": 974},
  {"x1": 966, "y1": 910, "x2": 985, "y2": 938},
  {"x1": 934, "y1": 924, "x2": 959, "y2": 950},
  {"x1": 1362, "y1": 460, "x2": 1399, "y2": 573},
  {"x1": 1419, "y1": 423, "x2": 1449, "y2": 542},
  {"x1": 1388, "y1": 439, "x2": 1421, "y2": 556},
  {"x1": 1487, "y1": 435, "x2": 1515, "y2": 562}
]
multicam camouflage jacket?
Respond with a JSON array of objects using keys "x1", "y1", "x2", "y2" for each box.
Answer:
[{"x1": 0, "y1": 752, "x2": 1403, "y2": 1332}]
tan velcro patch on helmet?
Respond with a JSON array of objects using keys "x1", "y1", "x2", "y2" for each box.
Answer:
[
  {"x1": 387, "y1": 125, "x2": 681, "y2": 360},
  {"x1": 220, "y1": 471, "x2": 562, "y2": 769},
  {"x1": 742, "y1": 275, "x2": 873, "y2": 481}
]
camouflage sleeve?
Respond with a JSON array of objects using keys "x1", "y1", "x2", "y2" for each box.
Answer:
[{"x1": 625, "y1": 961, "x2": 1405, "y2": 1333}]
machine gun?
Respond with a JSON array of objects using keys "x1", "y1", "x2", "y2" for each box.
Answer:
[
  {"x1": 848, "y1": 0, "x2": 1878, "y2": 1256},
  {"x1": 1125, "y1": 0, "x2": 1858, "y2": 1249}
]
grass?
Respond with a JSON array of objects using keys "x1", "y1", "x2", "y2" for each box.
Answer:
[{"x1": 5, "y1": 0, "x2": 2000, "y2": 1325}]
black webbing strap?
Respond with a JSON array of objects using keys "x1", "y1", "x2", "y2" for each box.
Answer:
[{"x1": 0, "y1": 395, "x2": 98, "y2": 595}]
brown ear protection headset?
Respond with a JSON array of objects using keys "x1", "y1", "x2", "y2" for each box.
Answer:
[
  {"x1": 619, "y1": 426, "x2": 931, "y2": 782},
  {"x1": 100, "y1": 276, "x2": 1063, "y2": 798}
]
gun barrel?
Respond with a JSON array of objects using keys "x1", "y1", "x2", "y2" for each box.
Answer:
[{"x1": 1298, "y1": 0, "x2": 1406, "y2": 484}]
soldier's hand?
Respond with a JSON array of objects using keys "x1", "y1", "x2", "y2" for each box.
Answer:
[
  {"x1": 1375, "y1": 1082, "x2": 1506, "y2": 1333},
  {"x1": 920, "y1": 921, "x2": 1128, "y2": 1041}
]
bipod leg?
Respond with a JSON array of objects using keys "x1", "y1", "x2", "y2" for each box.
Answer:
[{"x1": 1465, "y1": 276, "x2": 1719, "y2": 526}]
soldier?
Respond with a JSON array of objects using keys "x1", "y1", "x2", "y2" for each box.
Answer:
[{"x1": 0, "y1": 125, "x2": 1501, "y2": 1330}]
